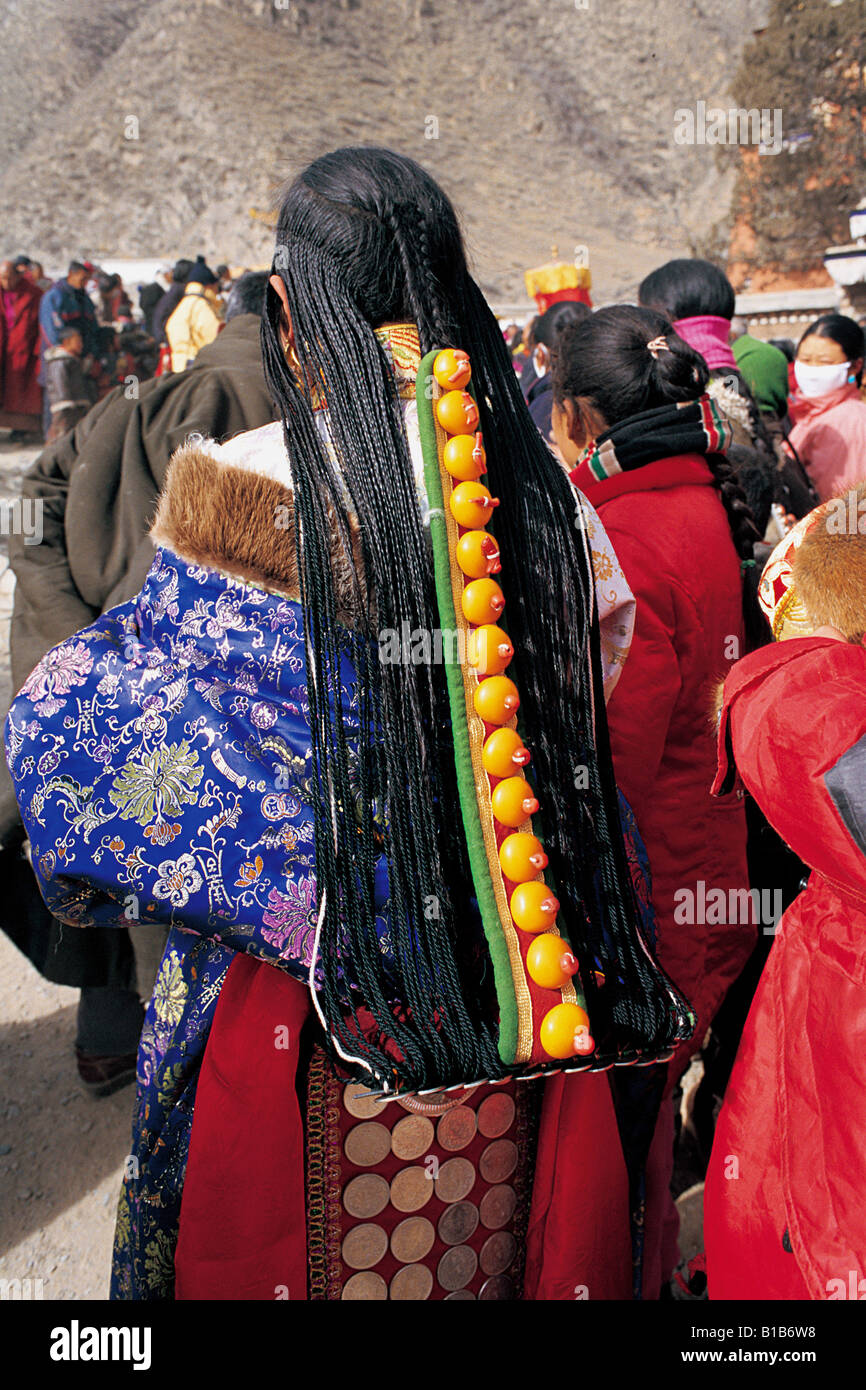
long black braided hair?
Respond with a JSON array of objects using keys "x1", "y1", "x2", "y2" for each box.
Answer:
[{"x1": 262, "y1": 148, "x2": 690, "y2": 1090}]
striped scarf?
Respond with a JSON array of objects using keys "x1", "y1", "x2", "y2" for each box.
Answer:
[{"x1": 578, "y1": 394, "x2": 732, "y2": 482}]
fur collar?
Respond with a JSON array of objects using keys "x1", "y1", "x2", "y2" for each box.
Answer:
[{"x1": 150, "y1": 427, "x2": 367, "y2": 621}]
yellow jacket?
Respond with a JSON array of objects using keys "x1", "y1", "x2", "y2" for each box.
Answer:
[{"x1": 165, "y1": 283, "x2": 224, "y2": 371}]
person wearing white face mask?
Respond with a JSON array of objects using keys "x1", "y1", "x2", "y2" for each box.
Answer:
[{"x1": 786, "y1": 313, "x2": 866, "y2": 501}]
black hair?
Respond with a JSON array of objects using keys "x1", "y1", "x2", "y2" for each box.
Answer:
[
  {"x1": 67, "y1": 259, "x2": 88, "y2": 276},
  {"x1": 553, "y1": 304, "x2": 710, "y2": 420},
  {"x1": 727, "y1": 443, "x2": 775, "y2": 536},
  {"x1": 532, "y1": 299, "x2": 590, "y2": 349},
  {"x1": 769, "y1": 337, "x2": 796, "y2": 364},
  {"x1": 553, "y1": 305, "x2": 766, "y2": 647},
  {"x1": 225, "y1": 270, "x2": 267, "y2": 321},
  {"x1": 638, "y1": 258, "x2": 736, "y2": 322},
  {"x1": 171, "y1": 259, "x2": 192, "y2": 284},
  {"x1": 798, "y1": 313, "x2": 865, "y2": 387},
  {"x1": 261, "y1": 147, "x2": 690, "y2": 1089}
]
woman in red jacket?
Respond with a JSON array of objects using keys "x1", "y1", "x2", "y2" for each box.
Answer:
[
  {"x1": 551, "y1": 305, "x2": 759, "y2": 1294},
  {"x1": 706, "y1": 500, "x2": 866, "y2": 1299}
]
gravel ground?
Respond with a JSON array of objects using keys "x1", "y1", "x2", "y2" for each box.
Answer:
[
  {"x1": 0, "y1": 433, "x2": 134, "y2": 1302},
  {"x1": 0, "y1": 430, "x2": 702, "y2": 1302}
]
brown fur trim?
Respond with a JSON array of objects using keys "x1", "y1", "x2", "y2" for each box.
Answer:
[
  {"x1": 150, "y1": 442, "x2": 368, "y2": 621},
  {"x1": 794, "y1": 485, "x2": 866, "y2": 644}
]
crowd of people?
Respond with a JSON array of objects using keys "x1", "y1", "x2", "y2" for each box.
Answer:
[
  {"x1": 0, "y1": 253, "x2": 243, "y2": 445},
  {"x1": 2, "y1": 146, "x2": 866, "y2": 1304}
]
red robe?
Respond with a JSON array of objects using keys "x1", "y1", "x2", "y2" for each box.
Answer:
[
  {"x1": 174, "y1": 955, "x2": 634, "y2": 1300},
  {"x1": 571, "y1": 453, "x2": 753, "y2": 1055},
  {"x1": 705, "y1": 637, "x2": 866, "y2": 1300},
  {"x1": 0, "y1": 277, "x2": 43, "y2": 423}
]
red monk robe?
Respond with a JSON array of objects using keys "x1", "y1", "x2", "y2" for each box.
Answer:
[{"x1": 0, "y1": 273, "x2": 43, "y2": 429}]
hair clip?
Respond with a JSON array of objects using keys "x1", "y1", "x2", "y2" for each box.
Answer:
[{"x1": 646, "y1": 336, "x2": 669, "y2": 359}]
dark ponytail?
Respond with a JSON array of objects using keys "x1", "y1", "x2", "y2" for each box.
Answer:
[{"x1": 262, "y1": 148, "x2": 690, "y2": 1089}]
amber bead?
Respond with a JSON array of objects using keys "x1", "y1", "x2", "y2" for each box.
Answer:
[
  {"x1": 456, "y1": 531, "x2": 501, "y2": 578},
  {"x1": 526, "y1": 935, "x2": 579, "y2": 990},
  {"x1": 436, "y1": 390, "x2": 479, "y2": 435},
  {"x1": 473, "y1": 675, "x2": 520, "y2": 724},
  {"x1": 468, "y1": 624, "x2": 513, "y2": 676},
  {"x1": 462, "y1": 578, "x2": 505, "y2": 626},
  {"x1": 498, "y1": 832, "x2": 547, "y2": 882},
  {"x1": 540, "y1": 1003, "x2": 593, "y2": 1060},
  {"x1": 510, "y1": 881, "x2": 560, "y2": 933},
  {"x1": 482, "y1": 727, "x2": 530, "y2": 779},
  {"x1": 433, "y1": 349, "x2": 472, "y2": 391}
]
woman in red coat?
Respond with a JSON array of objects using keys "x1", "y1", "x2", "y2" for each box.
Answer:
[
  {"x1": 552, "y1": 305, "x2": 758, "y2": 1294},
  {"x1": 0, "y1": 259, "x2": 43, "y2": 431},
  {"x1": 705, "y1": 501, "x2": 866, "y2": 1299}
]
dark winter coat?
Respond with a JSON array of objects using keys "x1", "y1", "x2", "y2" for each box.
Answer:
[
  {"x1": 38, "y1": 278, "x2": 100, "y2": 358},
  {"x1": 151, "y1": 284, "x2": 185, "y2": 345},
  {"x1": 0, "y1": 315, "x2": 277, "y2": 988}
]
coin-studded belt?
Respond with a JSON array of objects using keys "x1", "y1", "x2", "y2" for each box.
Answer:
[{"x1": 306, "y1": 1049, "x2": 540, "y2": 1300}]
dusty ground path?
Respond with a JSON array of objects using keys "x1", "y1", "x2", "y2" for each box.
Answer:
[
  {"x1": 0, "y1": 930, "x2": 133, "y2": 1299},
  {"x1": 0, "y1": 435, "x2": 131, "y2": 1300}
]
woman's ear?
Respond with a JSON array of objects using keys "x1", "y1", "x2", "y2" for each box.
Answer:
[
  {"x1": 269, "y1": 274, "x2": 294, "y2": 348},
  {"x1": 551, "y1": 398, "x2": 582, "y2": 468},
  {"x1": 850, "y1": 357, "x2": 863, "y2": 383}
]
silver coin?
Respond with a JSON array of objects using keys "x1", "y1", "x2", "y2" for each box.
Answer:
[
  {"x1": 479, "y1": 1274, "x2": 515, "y2": 1300},
  {"x1": 390, "y1": 1215, "x2": 435, "y2": 1265},
  {"x1": 478, "y1": 1138, "x2": 518, "y2": 1183},
  {"x1": 437, "y1": 1200, "x2": 480, "y2": 1247},
  {"x1": 389, "y1": 1264, "x2": 434, "y2": 1301},
  {"x1": 343, "y1": 1083, "x2": 387, "y2": 1120},
  {"x1": 437, "y1": 1105, "x2": 477, "y2": 1152},
  {"x1": 341, "y1": 1223, "x2": 388, "y2": 1271},
  {"x1": 342, "y1": 1172, "x2": 390, "y2": 1220},
  {"x1": 479, "y1": 1183, "x2": 517, "y2": 1230},
  {"x1": 434, "y1": 1156, "x2": 476, "y2": 1204},
  {"x1": 341, "y1": 1271, "x2": 387, "y2": 1300},
  {"x1": 437, "y1": 1244, "x2": 479, "y2": 1293},
  {"x1": 480, "y1": 1230, "x2": 517, "y2": 1276}
]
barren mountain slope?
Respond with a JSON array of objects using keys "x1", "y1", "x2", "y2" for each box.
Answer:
[{"x1": 0, "y1": 0, "x2": 768, "y2": 300}]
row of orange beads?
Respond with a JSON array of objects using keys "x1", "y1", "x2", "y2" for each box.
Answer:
[{"x1": 433, "y1": 349, "x2": 594, "y2": 1063}]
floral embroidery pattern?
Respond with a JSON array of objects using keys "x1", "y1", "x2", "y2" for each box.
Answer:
[
  {"x1": 110, "y1": 743, "x2": 203, "y2": 830},
  {"x1": 153, "y1": 856, "x2": 203, "y2": 908},
  {"x1": 261, "y1": 878, "x2": 318, "y2": 956},
  {"x1": 20, "y1": 638, "x2": 93, "y2": 715}
]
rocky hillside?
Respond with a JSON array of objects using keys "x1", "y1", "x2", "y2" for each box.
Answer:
[{"x1": 0, "y1": 0, "x2": 770, "y2": 301}]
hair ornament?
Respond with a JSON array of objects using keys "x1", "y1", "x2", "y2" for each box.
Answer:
[{"x1": 646, "y1": 336, "x2": 669, "y2": 359}]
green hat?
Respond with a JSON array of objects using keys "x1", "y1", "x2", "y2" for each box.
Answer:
[{"x1": 733, "y1": 334, "x2": 790, "y2": 416}]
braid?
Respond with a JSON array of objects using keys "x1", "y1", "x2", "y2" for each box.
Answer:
[
  {"x1": 261, "y1": 149, "x2": 693, "y2": 1091},
  {"x1": 385, "y1": 206, "x2": 454, "y2": 353},
  {"x1": 704, "y1": 451, "x2": 770, "y2": 650},
  {"x1": 705, "y1": 452, "x2": 762, "y2": 561}
]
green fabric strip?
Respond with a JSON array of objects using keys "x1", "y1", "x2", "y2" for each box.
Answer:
[{"x1": 415, "y1": 351, "x2": 518, "y2": 1064}]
